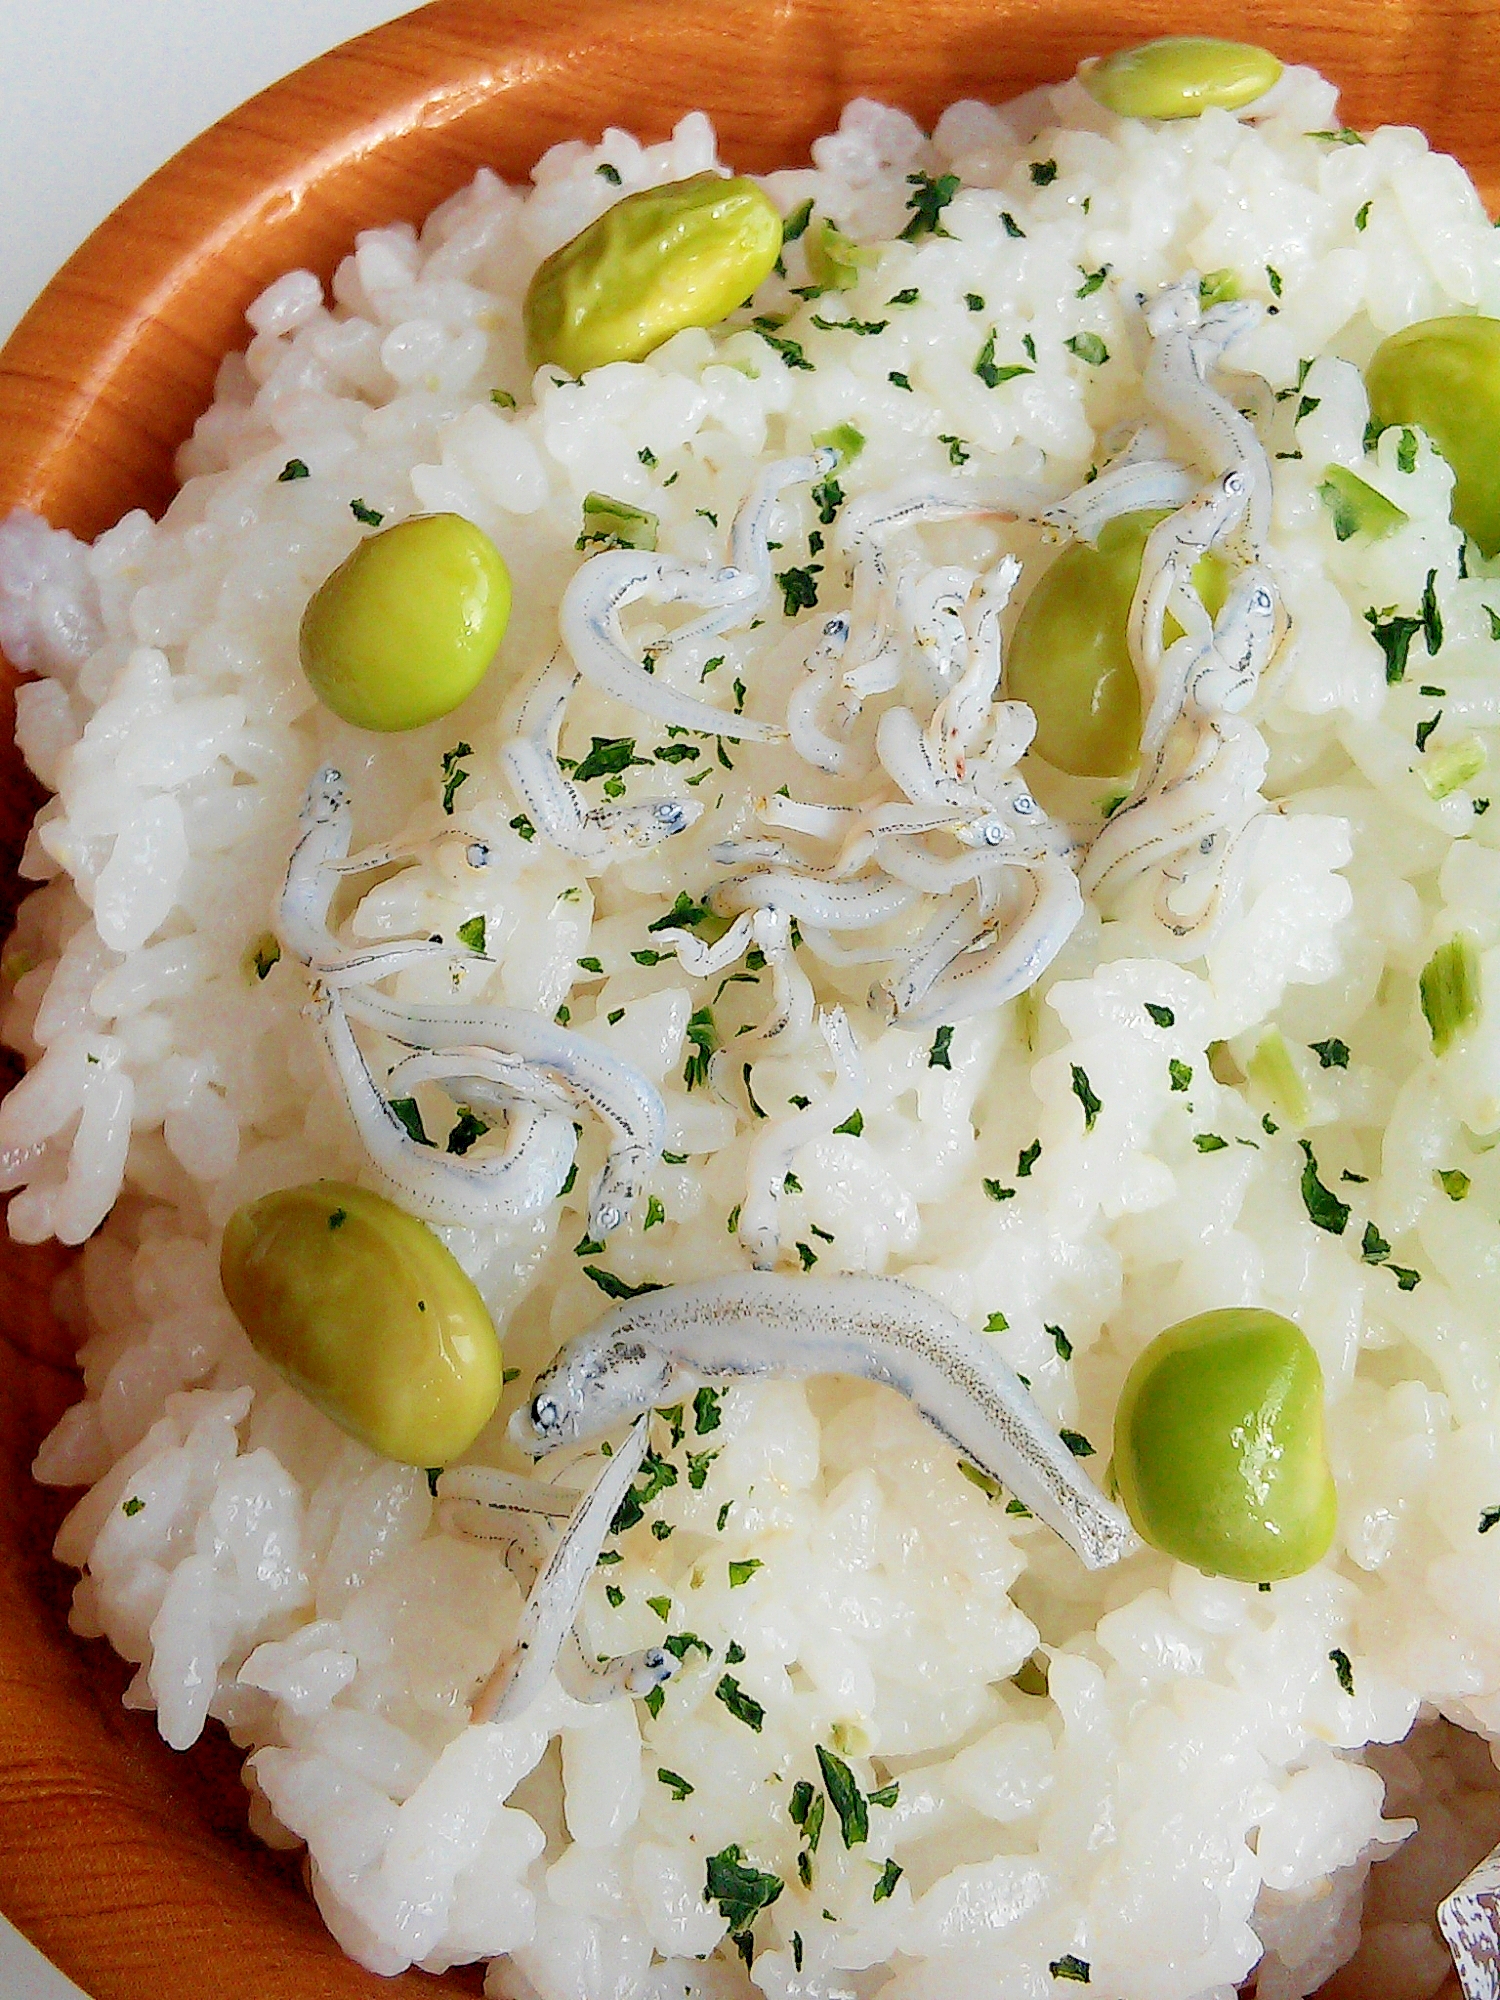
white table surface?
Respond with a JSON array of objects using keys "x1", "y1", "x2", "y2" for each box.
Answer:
[{"x1": 1, "y1": 4, "x2": 426, "y2": 1988}]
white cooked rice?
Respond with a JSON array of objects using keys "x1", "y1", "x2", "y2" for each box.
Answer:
[{"x1": 5, "y1": 55, "x2": 1500, "y2": 2000}]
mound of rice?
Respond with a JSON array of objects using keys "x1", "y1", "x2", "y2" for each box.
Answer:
[{"x1": 5, "y1": 54, "x2": 1500, "y2": 2000}]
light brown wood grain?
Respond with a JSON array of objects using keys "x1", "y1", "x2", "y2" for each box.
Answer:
[{"x1": 0, "y1": 0, "x2": 1495, "y2": 1992}]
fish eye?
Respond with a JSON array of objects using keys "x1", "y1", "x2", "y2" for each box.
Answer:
[
  {"x1": 1013, "y1": 793, "x2": 1036, "y2": 815},
  {"x1": 531, "y1": 1394, "x2": 562, "y2": 1433},
  {"x1": 466, "y1": 841, "x2": 492, "y2": 867}
]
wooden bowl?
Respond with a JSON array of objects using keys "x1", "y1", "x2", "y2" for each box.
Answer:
[{"x1": 0, "y1": 1, "x2": 1493, "y2": 1993}]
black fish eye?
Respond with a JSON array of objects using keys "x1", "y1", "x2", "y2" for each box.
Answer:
[{"x1": 532, "y1": 1394, "x2": 561, "y2": 1432}]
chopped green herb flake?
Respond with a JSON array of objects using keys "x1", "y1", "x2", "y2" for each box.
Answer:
[
  {"x1": 389, "y1": 1096, "x2": 431, "y2": 1146},
  {"x1": 1048, "y1": 1323, "x2": 1073, "y2": 1362},
  {"x1": 643, "y1": 1684, "x2": 665, "y2": 1718},
  {"x1": 584, "y1": 1266, "x2": 664, "y2": 1301},
  {"x1": 446, "y1": 1108, "x2": 489, "y2": 1157},
  {"x1": 1311, "y1": 1038, "x2": 1350, "y2": 1069},
  {"x1": 1329, "y1": 1647, "x2": 1355, "y2": 1696},
  {"x1": 1416, "y1": 712, "x2": 1442, "y2": 754},
  {"x1": 1169, "y1": 1059, "x2": 1193, "y2": 1093},
  {"x1": 1422, "y1": 568, "x2": 1443, "y2": 654},
  {"x1": 1145, "y1": 1002, "x2": 1175, "y2": 1027},
  {"x1": 1050, "y1": 1956, "x2": 1091, "y2": 1984},
  {"x1": 122, "y1": 1496, "x2": 145, "y2": 1518},
  {"x1": 1437, "y1": 1167, "x2": 1471, "y2": 1200},
  {"x1": 657, "y1": 1766, "x2": 692, "y2": 1799},
  {"x1": 928, "y1": 1024, "x2": 955, "y2": 1069},
  {"x1": 755, "y1": 328, "x2": 814, "y2": 370},
  {"x1": 1030, "y1": 158, "x2": 1058, "y2": 185},
  {"x1": 1364, "y1": 606, "x2": 1423, "y2": 684},
  {"x1": 440, "y1": 741, "x2": 473, "y2": 814},
  {"x1": 887, "y1": 370, "x2": 913, "y2": 391},
  {"x1": 1266, "y1": 266, "x2": 1283, "y2": 297},
  {"x1": 278, "y1": 458, "x2": 310, "y2": 482},
  {"x1": 776, "y1": 564, "x2": 822, "y2": 616},
  {"x1": 901, "y1": 170, "x2": 960, "y2": 240},
  {"x1": 1070, "y1": 1066, "x2": 1101, "y2": 1131},
  {"x1": 873, "y1": 1858, "x2": 903, "y2": 1902},
  {"x1": 644, "y1": 1195, "x2": 666, "y2": 1231},
  {"x1": 816, "y1": 1745, "x2": 868, "y2": 1847},
  {"x1": 684, "y1": 1005, "x2": 718, "y2": 1090},
  {"x1": 1017, "y1": 1139, "x2": 1041, "y2": 1177},
  {"x1": 1001, "y1": 210, "x2": 1025, "y2": 237},
  {"x1": 984, "y1": 1179, "x2": 1016, "y2": 1202},
  {"x1": 350, "y1": 498, "x2": 384, "y2": 525},
  {"x1": 1065, "y1": 332, "x2": 1108, "y2": 366},
  {"x1": 1355, "y1": 200, "x2": 1372, "y2": 230},
  {"x1": 1060, "y1": 1429, "x2": 1095, "y2": 1458},
  {"x1": 645, "y1": 1595, "x2": 672, "y2": 1622},
  {"x1": 1299, "y1": 1140, "x2": 1351, "y2": 1235},
  {"x1": 605, "y1": 1583, "x2": 624, "y2": 1607},
  {"x1": 705, "y1": 1845, "x2": 783, "y2": 1928},
  {"x1": 1480, "y1": 1506, "x2": 1500, "y2": 1535},
  {"x1": 984, "y1": 1311, "x2": 1009, "y2": 1333},
  {"x1": 509, "y1": 813, "x2": 535, "y2": 842},
  {"x1": 975, "y1": 328, "x2": 1032, "y2": 388},
  {"x1": 832, "y1": 1107, "x2": 864, "y2": 1136},
  {"x1": 715, "y1": 1675, "x2": 766, "y2": 1731}
]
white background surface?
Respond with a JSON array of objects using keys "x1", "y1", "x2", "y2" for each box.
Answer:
[{"x1": 1, "y1": 4, "x2": 426, "y2": 1990}]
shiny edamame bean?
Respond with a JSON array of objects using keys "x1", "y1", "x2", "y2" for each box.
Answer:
[
  {"x1": 300, "y1": 513, "x2": 511, "y2": 732},
  {"x1": 220, "y1": 1181, "x2": 504, "y2": 1466},
  {"x1": 524, "y1": 173, "x2": 783, "y2": 376},
  {"x1": 1006, "y1": 509, "x2": 1227, "y2": 778},
  {"x1": 1366, "y1": 317, "x2": 1500, "y2": 557},
  {"x1": 1083, "y1": 37, "x2": 1283, "y2": 120},
  {"x1": 1112, "y1": 1306, "x2": 1336, "y2": 1582}
]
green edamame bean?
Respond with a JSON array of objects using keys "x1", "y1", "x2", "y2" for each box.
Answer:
[
  {"x1": 1366, "y1": 317, "x2": 1500, "y2": 557},
  {"x1": 220, "y1": 1181, "x2": 503, "y2": 1466},
  {"x1": 524, "y1": 173, "x2": 783, "y2": 376},
  {"x1": 1083, "y1": 38, "x2": 1283, "y2": 120},
  {"x1": 1006, "y1": 510, "x2": 1228, "y2": 778},
  {"x1": 1112, "y1": 1306, "x2": 1336, "y2": 1582},
  {"x1": 300, "y1": 514, "x2": 510, "y2": 732}
]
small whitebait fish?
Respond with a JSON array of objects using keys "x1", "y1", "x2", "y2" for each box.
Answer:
[
  {"x1": 901, "y1": 564, "x2": 975, "y2": 688},
  {"x1": 1045, "y1": 458, "x2": 1198, "y2": 545},
  {"x1": 470, "y1": 1417, "x2": 676, "y2": 1725},
  {"x1": 343, "y1": 988, "x2": 665, "y2": 1239},
  {"x1": 654, "y1": 450, "x2": 838, "y2": 656},
  {"x1": 881, "y1": 860, "x2": 1084, "y2": 1026},
  {"x1": 511, "y1": 1275, "x2": 1138, "y2": 1570},
  {"x1": 560, "y1": 550, "x2": 780, "y2": 742},
  {"x1": 1182, "y1": 565, "x2": 1282, "y2": 721},
  {"x1": 501, "y1": 667, "x2": 703, "y2": 864},
  {"x1": 714, "y1": 867, "x2": 919, "y2": 931},
  {"x1": 1128, "y1": 470, "x2": 1250, "y2": 704},
  {"x1": 383, "y1": 1046, "x2": 576, "y2": 1120},
  {"x1": 437, "y1": 1465, "x2": 582, "y2": 1516},
  {"x1": 314, "y1": 988, "x2": 576, "y2": 1227},
  {"x1": 279, "y1": 768, "x2": 471, "y2": 986},
  {"x1": 1142, "y1": 280, "x2": 1272, "y2": 549},
  {"x1": 738, "y1": 1007, "x2": 864, "y2": 1268},
  {"x1": 1081, "y1": 719, "x2": 1267, "y2": 907},
  {"x1": 838, "y1": 476, "x2": 1053, "y2": 551},
  {"x1": 928, "y1": 559, "x2": 1021, "y2": 776},
  {"x1": 788, "y1": 613, "x2": 876, "y2": 777}
]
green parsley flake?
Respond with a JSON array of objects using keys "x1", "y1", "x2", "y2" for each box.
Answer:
[
  {"x1": 446, "y1": 1108, "x2": 489, "y2": 1157},
  {"x1": 644, "y1": 1195, "x2": 666, "y2": 1230},
  {"x1": 1298, "y1": 1140, "x2": 1350, "y2": 1235},
  {"x1": 729, "y1": 1558, "x2": 763, "y2": 1587},
  {"x1": 1480, "y1": 1506, "x2": 1500, "y2": 1535},
  {"x1": 715, "y1": 1674, "x2": 766, "y2": 1731},
  {"x1": 1050, "y1": 1957, "x2": 1091, "y2": 1985},
  {"x1": 1169, "y1": 1059, "x2": 1193, "y2": 1092},
  {"x1": 974, "y1": 329, "x2": 1032, "y2": 388},
  {"x1": 776, "y1": 565, "x2": 822, "y2": 616},
  {"x1": 832, "y1": 1107, "x2": 864, "y2": 1136},
  {"x1": 1065, "y1": 333, "x2": 1108, "y2": 366},
  {"x1": 278, "y1": 458, "x2": 310, "y2": 482},
  {"x1": 350, "y1": 498, "x2": 384, "y2": 525},
  {"x1": 1145, "y1": 1002, "x2": 1174, "y2": 1027},
  {"x1": 658, "y1": 1766, "x2": 693, "y2": 1799},
  {"x1": 1060, "y1": 1429, "x2": 1094, "y2": 1458},
  {"x1": 1437, "y1": 1167, "x2": 1471, "y2": 1200},
  {"x1": 1030, "y1": 159, "x2": 1058, "y2": 185},
  {"x1": 705, "y1": 1845, "x2": 783, "y2": 1928},
  {"x1": 984, "y1": 1311, "x2": 1009, "y2": 1332},
  {"x1": 816, "y1": 1745, "x2": 868, "y2": 1847},
  {"x1": 583, "y1": 1266, "x2": 664, "y2": 1302},
  {"x1": 900, "y1": 170, "x2": 960, "y2": 240},
  {"x1": 928, "y1": 1024, "x2": 955, "y2": 1069},
  {"x1": 440, "y1": 741, "x2": 473, "y2": 814},
  {"x1": 1048, "y1": 1324, "x2": 1073, "y2": 1361},
  {"x1": 1329, "y1": 1647, "x2": 1355, "y2": 1696},
  {"x1": 984, "y1": 1179, "x2": 1016, "y2": 1202},
  {"x1": 1070, "y1": 1065, "x2": 1101, "y2": 1131},
  {"x1": 872, "y1": 1858, "x2": 903, "y2": 1902},
  {"x1": 122, "y1": 1496, "x2": 145, "y2": 1518},
  {"x1": 390, "y1": 1097, "x2": 431, "y2": 1146},
  {"x1": 939, "y1": 433, "x2": 971, "y2": 466},
  {"x1": 1017, "y1": 1140, "x2": 1041, "y2": 1177},
  {"x1": 456, "y1": 914, "x2": 486, "y2": 954}
]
